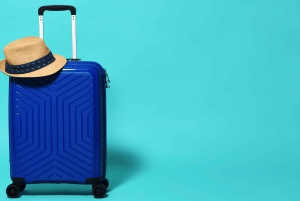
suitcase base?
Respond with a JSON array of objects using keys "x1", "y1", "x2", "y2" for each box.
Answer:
[{"x1": 6, "y1": 178, "x2": 109, "y2": 198}]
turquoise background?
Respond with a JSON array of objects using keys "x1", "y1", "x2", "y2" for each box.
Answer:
[{"x1": 0, "y1": 0, "x2": 300, "y2": 200}]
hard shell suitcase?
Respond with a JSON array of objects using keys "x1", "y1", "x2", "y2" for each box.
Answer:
[{"x1": 6, "y1": 5, "x2": 109, "y2": 198}]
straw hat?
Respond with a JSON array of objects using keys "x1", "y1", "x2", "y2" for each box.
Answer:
[{"x1": 0, "y1": 36, "x2": 67, "y2": 77}]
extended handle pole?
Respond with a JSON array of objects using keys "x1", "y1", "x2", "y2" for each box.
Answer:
[{"x1": 38, "y1": 5, "x2": 77, "y2": 59}]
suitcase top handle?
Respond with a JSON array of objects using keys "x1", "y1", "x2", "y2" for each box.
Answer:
[
  {"x1": 38, "y1": 5, "x2": 78, "y2": 60},
  {"x1": 38, "y1": 5, "x2": 76, "y2": 15}
]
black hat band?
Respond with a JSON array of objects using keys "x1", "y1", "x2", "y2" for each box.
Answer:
[{"x1": 5, "y1": 51, "x2": 56, "y2": 74}]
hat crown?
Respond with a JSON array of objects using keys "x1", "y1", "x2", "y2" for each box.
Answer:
[{"x1": 4, "y1": 37, "x2": 50, "y2": 66}]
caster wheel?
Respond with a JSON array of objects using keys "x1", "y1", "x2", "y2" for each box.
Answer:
[
  {"x1": 6, "y1": 184, "x2": 20, "y2": 198},
  {"x1": 12, "y1": 182, "x2": 26, "y2": 192},
  {"x1": 92, "y1": 184, "x2": 106, "y2": 198},
  {"x1": 102, "y1": 178, "x2": 109, "y2": 189}
]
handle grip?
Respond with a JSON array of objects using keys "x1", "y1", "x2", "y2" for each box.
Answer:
[{"x1": 38, "y1": 5, "x2": 76, "y2": 15}]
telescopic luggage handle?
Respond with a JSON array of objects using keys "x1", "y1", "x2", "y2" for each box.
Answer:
[{"x1": 38, "y1": 5, "x2": 77, "y2": 59}]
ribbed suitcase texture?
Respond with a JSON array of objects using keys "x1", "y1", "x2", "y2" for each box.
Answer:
[{"x1": 8, "y1": 61, "x2": 107, "y2": 184}]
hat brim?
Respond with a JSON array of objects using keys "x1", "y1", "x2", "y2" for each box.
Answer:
[{"x1": 0, "y1": 54, "x2": 67, "y2": 78}]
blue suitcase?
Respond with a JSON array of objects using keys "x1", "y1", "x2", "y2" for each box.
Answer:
[{"x1": 6, "y1": 5, "x2": 110, "y2": 198}]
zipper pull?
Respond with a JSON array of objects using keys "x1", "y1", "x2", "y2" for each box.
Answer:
[{"x1": 104, "y1": 69, "x2": 110, "y2": 88}]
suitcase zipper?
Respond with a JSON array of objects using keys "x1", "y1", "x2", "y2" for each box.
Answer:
[{"x1": 104, "y1": 69, "x2": 110, "y2": 88}]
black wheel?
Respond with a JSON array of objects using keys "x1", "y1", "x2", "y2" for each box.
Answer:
[
  {"x1": 12, "y1": 182, "x2": 26, "y2": 192},
  {"x1": 6, "y1": 184, "x2": 20, "y2": 198},
  {"x1": 92, "y1": 184, "x2": 106, "y2": 198},
  {"x1": 102, "y1": 178, "x2": 109, "y2": 189}
]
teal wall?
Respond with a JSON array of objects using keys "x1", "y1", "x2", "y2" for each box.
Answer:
[{"x1": 0, "y1": 0, "x2": 299, "y2": 200}]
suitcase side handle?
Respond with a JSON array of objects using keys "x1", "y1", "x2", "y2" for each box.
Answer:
[
  {"x1": 38, "y1": 5, "x2": 77, "y2": 60},
  {"x1": 38, "y1": 5, "x2": 76, "y2": 15}
]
